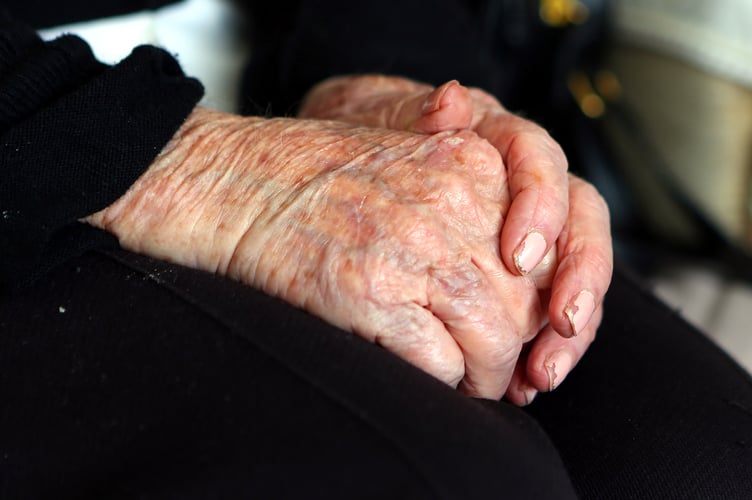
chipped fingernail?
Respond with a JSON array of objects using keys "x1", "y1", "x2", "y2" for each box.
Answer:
[
  {"x1": 514, "y1": 231, "x2": 547, "y2": 275},
  {"x1": 545, "y1": 350, "x2": 573, "y2": 391},
  {"x1": 522, "y1": 386, "x2": 538, "y2": 405},
  {"x1": 564, "y1": 290, "x2": 596, "y2": 336}
]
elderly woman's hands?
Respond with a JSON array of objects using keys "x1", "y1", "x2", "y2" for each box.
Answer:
[
  {"x1": 87, "y1": 107, "x2": 550, "y2": 399},
  {"x1": 300, "y1": 75, "x2": 613, "y2": 404}
]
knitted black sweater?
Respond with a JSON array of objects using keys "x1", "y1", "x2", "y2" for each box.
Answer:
[{"x1": 0, "y1": 3, "x2": 203, "y2": 292}]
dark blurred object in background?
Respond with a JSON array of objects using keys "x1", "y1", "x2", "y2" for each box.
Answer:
[{"x1": 492, "y1": 0, "x2": 752, "y2": 282}]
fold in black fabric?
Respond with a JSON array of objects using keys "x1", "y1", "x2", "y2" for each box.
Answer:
[{"x1": 0, "y1": 249, "x2": 578, "y2": 499}]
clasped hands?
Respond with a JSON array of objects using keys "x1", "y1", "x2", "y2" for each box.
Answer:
[{"x1": 87, "y1": 75, "x2": 613, "y2": 405}]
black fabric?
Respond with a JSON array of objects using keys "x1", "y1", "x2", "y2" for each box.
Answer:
[
  {"x1": 528, "y1": 265, "x2": 752, "y2": 498},
  {"x1": 0, "y1": 249, "x2": 578, "y2": 499},
  {"x1": 239, "y1": 0, "x2": 509, "y2": 116},
  {"x1": 0, "y1": 9, "x2": 203, "y2": 293},
  {"x1": 1, "y1": 251, "x2": 750, "y2": 499}
]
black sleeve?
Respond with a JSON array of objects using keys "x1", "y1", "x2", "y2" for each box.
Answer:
[
  {"x1": 0, "y1": 8, "x2": 204, "y2": 293},
  {"x1": 238, "y1": 0, "x2": 508, "y2": 116}
]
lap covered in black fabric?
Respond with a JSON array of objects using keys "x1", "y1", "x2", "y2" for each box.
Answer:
[
  {"x1": 526, "y1": 266, "x2": 752, "y2": 499},
  {"x1": 0, "y1": 249, "x2": 576, "y2": 499}
]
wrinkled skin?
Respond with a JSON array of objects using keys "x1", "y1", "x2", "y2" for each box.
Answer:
[
  {"x1": 300, "y1": 75, "x2": 613, "y2": 404},
  {"x1": 87, "y1": 108, "x2": 554, "y2": 400}
]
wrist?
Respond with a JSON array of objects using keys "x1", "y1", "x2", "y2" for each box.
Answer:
[
  {"x1": 84, "y1": 107, "x2": 371, "y2": 277},
  {"x1": 85, "y1": 107, "x2": 268, "y2": 272}
]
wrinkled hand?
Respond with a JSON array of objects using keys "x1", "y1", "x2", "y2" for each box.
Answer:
[
  {"x1": 87, "y1": 107, "x2": 551, "y2": 399},
  {"x1": 300, "y1": 75, "x2": 613, "y2": 404}
]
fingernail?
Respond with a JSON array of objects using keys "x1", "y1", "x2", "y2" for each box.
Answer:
[
  {"x1": 421, "y1": 80, "x2": 459, "y2": 114},
  {"x1": 565, "y1": 290, "x2": 596, "y2": 336},
  {"x1": 522, "y1": 386, "x2": 538, "y2": 405},
  {"x1": 545, "y1": 350, "x2": 573, "y2": 391},
  {"x1": 514, "y1": 231, "x2": 547, "y2": 274}
]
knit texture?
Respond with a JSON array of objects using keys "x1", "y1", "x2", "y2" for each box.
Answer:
[{"x1": 0, "y1": 8, "x2": 203, "y2": 292}]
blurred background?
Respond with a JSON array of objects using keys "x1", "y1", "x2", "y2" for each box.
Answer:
[{"x1": 531, "y1": 0, "x2": 752, "y2": 373}]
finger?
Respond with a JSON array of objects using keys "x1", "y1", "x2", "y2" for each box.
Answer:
[
  {"x1": 339, "y1": 80, "x2": 473, "y2": 132},
  {"x1": 300, "y1": 77, "x2": 473, "y2": 133},
  {"x1": 474, "y1": 109, "x2": 570, "y2": 277},
  {"x1": 403, "y1": 80, "x2": 473, "y2": 133},
  {"x1": 548, "y1": 175, "x2": 613, "y2": 338},
  {"x1": 524, "y1": 304, "x2": 603, "y2": 393},
  {"x1": 369, "y1": 302, "x2": 467, "y2": 388},
  {"x1": 298, "y1": 75, "x2": 430, "y2": 124},
  {"x1": 427, "y1": 262, "x2": 524, "y2": 400},
  {"x1": 504, "y1": 346, "x2": 538, "y2": 406}
]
